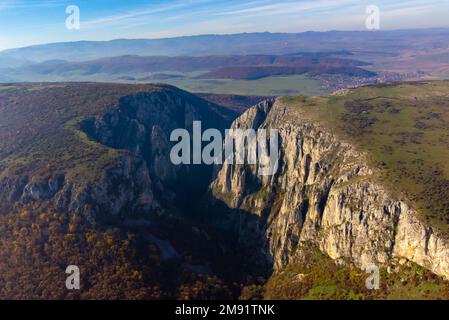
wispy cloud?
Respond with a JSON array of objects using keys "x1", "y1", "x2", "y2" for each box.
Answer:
[
  {"x1": 215, "y1": 0, "x2": 358, "y2": 17},
  {"x1": 0, "y1": 0, "x2": 66, "y2": 9},
  {"x1": 82, "y1": 0, "x2": 212, "y2": 29},
  {"x1": 0, "y1": 0, "x2": 448, "y2": 51}
]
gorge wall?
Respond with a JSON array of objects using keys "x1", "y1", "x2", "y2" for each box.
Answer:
[
  {"x1": 0, "y1": 88, "x2": 232, "y2": 220},
  {"x1": 209, "y1": 99, "x2": 449, "y2": 279},
  {"x1": 0, "y1": 87, "x2": 449, "y2": 298}
]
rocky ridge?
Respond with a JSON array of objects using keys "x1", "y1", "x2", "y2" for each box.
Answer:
[{"x1": 209, "y1": 99, "x2": 449, "y2": 279}]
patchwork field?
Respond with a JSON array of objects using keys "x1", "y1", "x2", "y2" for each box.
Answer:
[{"x1": 159, "y1": 75, "x2": 326, "y2": 96}]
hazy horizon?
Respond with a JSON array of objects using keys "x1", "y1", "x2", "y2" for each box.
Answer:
[
  {"x1": 1, "y1": 0, "x2": 449, "y2": 51},
  {"x1": 2, "y1": 26, "x2": 449, "y2": 53}
]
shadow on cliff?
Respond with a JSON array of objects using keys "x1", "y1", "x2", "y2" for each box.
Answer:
[
  {"x1": 192, "y1": 194, "x2": 275, "y2": 279},
  {"x1": 75, "y1": 90, "x2": 275, "y2": 295}
]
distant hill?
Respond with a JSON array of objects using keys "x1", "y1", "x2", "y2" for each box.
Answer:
[
  {"x1": 198, "y1": 65, "x2": 376, "y2": 80},
  {"x1": 1, "y1": 29, "x2": 448, "y2": 63},
  {"x1": 1, "y1": 54, "x2": 374, "y2": 82}
]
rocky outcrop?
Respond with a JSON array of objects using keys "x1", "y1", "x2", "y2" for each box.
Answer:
[
  {"x1": 210, "y1": 99, "x2": 449, "y2": 279},
  {"x1": 61, "y1": 155, "x2": 156, "y2": 218},
  {"x1": 0, "y1": 88, "x2": 231, "y2": 221},
  {"x1": 394, "y1": 207, "x2": 449, "y2": 279}
]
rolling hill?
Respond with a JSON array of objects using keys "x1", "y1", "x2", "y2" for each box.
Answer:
[
  {"x1": 0, "y1": 54, "x2": 372, "y2": 80},
  {"x1": 1, "y1": 29, "x2": 448, "y2": 63}
]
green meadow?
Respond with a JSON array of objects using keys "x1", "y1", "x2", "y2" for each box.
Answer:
[
  {"x1": 159, "y1": 75, "x2": 326, "y2": 96},
  {"x1": 282, "y1": 81, "x2": 449, "y2": 234}
]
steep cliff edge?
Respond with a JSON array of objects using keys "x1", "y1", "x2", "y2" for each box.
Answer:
[
  {"x1": 0, "y1": 83, "x2": 234, "y2": 220},
  {"x1": 210, "y1": 96, "x2": 449, "y2": 279},
  {"x1": 0, "y1": 83, "x2": 248, "y2": 299}
]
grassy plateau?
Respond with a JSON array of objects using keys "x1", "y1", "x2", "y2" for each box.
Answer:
[{"x1": 282, "y1": 81, "x2": 449, "y2": 234}]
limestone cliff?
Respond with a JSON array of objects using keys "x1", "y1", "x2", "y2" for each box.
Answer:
[
  {"x1": 0, "y1": 87, "x2": 232, "y2": 221},
  {"x1": 210, "y1": 99, "x2": 449, "y2": 279}
]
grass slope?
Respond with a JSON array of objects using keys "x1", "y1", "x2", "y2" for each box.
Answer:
[
  {"x1": 0, "y1": 83, "x2": 234, "y2": 184},
  {"x1": 281, "y1": 81, "x2": 449, "y2": 234},
  {"x1": 241, "y1": 244, "x2": 449, "y2": 300},
  {"x1": 163, "y1": 75, "x2": 326, "y2": 96},
  {"x1": 0, "y1": 83, "x2": 156, "y2": 183}
]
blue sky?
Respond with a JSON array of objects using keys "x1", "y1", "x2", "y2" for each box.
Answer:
[{"x1": 1, "y1": 0, "x2": 449, "y2": 51}]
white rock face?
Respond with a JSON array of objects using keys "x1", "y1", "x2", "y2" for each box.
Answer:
[
  {"x1": 394, "y1": 206, "x2": 449, "y2": 278},
  {"x1": 210, "y1": 99, "x2": 449, "y2": 278}
]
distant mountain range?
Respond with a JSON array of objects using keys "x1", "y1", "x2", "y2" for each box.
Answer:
[{"x1": 1, "y1": 28, "x2": 448, "y2": 66}]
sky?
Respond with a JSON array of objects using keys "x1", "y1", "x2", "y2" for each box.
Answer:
[{"x1": 0, "y1": 0, "x2": 449, "y2": 51}]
